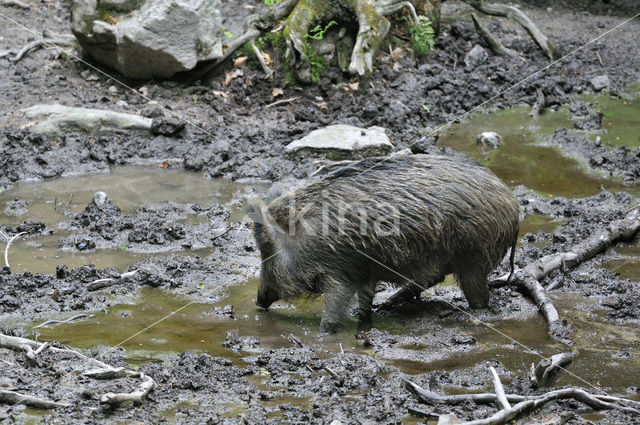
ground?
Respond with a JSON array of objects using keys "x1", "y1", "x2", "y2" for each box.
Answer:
[{"x1": 0, "y1": 0, "x2": 639, "y2": 423}]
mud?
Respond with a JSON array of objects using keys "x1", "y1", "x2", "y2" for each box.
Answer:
[{"x1": 0, "y1": 0, "x2": 640, "y2": 423}]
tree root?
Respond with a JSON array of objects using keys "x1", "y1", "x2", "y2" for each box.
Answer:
[
  {"x1": 465, "y1": 0, "x2": 556, "y2": 59},
  {"x1": 470, "y1": 13, "x2": 521, "y2": 60},
  {"x1": 492, "y1": 206, "x2": 640, "y2": 343},
  {"x1": 0, "y1": 230, "x2": 26, "y2": 269},
  {"x1": 405, "y1": 377, "x2": 640, "y2": 423},
  {"x1": 194, "y1": 0, "x2": 298, "y2": 82},
  {"x1": 10, "y1": 35, "x2": 75, "y2": 63},
  {"x1": 0, "y1": 333, "x2": 155, "y2": 407}
]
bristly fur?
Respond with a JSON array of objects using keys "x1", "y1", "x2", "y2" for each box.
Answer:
[{"x1": 251, "y1": 154, "x2": 521, "y2": 333}]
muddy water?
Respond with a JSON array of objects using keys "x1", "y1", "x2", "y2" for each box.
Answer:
[
  {"x1": 5, "y1": 95, "x2": 640, "y2": 418},
  {"x1": 0, "y1": 166, "x2": 262, "y2": 274},
  {"x1": 437, "y1": 105, "x2": 633, "y2": 197},
  {"x1": 581, "y1": 93, "x2": 640, "y2": 148}
]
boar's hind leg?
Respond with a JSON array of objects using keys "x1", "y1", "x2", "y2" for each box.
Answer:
[
  {"x1": 457, "y1": 264, "x2": 490, "y2": 308},
  {"x1": 320, "y1": 277, "x2": 357, "y2": 334},
  {"x1": 357, "y1": 282, "x2": 376, "y2": 330}
]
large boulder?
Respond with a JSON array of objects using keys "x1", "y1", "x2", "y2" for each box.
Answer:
[{"x1": 71, "y1": 0, "x2": 223, "y2": 79}]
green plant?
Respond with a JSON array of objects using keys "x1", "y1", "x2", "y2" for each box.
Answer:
[
  {"x1": 410, "y1": 16, "x2": 435, "y2": 59},
  {"x1": 263, "y1": 0, "x2": 282, "y2": 5},
  {"x1": 306, "y1": 20, "x2": 337, "y2": 40}
]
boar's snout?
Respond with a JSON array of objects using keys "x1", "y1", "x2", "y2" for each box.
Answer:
[{"x1": 256, "y1": 285, "x2": 279, "y2": 310}]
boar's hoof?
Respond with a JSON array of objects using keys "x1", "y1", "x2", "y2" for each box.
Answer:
[{"x1": 319, "y1": 319, "x2": 338, "y2": 334}]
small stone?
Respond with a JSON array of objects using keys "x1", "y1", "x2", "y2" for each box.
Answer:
[
  {"x1": 464, "y1": 44, "x2": 488, "y2": 69},
  {"x1": 108, "y1": 85, "x2": 118, "y2": 95},
  {"x1": 92, "y1": 191, "x2": 108, "y2": 206},
  {"x1": 590, "y1": 75, "x2": 610, "y2": 91},
  {"x1": 476, "y1": 132, "x2": 502, "y2": 149}
]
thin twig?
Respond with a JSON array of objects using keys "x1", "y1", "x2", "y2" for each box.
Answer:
[
  {"x1": 265, "y1": 97, "x2": 299, "y2": 108},
  {"x1": 1, "y1": 0, "x2": 30, "y2": 9},
  {"x1": 10, "y1": 37, "x2": 75, "y2": 63},
  {"x1": 34, "y1": 313, "x2": 93, "y2": 329},
  {"x1": 249, "y1": 41, "x2": 273, "y2": 78}
]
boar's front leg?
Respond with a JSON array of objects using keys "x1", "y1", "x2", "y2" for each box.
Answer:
[{"x1": 319, "y1": 276, "x2": 357, "y2": 334}]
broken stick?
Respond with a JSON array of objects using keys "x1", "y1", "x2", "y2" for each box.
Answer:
[{"x1": 471, "y1": 13, "x2": 521, "y2": 60}]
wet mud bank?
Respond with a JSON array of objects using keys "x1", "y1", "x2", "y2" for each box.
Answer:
[{"x1": 0, "y1": 0, "x2": 640, "y2": 423}]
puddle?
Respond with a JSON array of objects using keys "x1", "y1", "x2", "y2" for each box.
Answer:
[
  {"x1": 581, "y1": 93, "x2": 640, "y2": 148},
  {"x1": 0, "y1": 166, "x2": 266, "y2": 274},
  {"x1": 438, "y1": 106, "x2": 632, "y2": 198},
  {"x1": 601, "y1": 242, "x2": 640, "y2": 282}
]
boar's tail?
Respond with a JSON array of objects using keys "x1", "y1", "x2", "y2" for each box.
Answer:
[{"x1": 507, "y1": 230, "x2": 518, "y2": 283}]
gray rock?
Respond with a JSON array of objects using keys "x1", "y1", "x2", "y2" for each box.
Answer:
[
  {"x1": 476, "y1": 132, "x2": 502, "y2": 149},
  {"x1": 590, "y1": 75, "x2": 610, "y2": 91},
  {"x1": 70, "y1": 0, "x2": 223, "y2": 79},
  {"x1": 22, "y1": 104, "x2": 152, "y2": 136},
  {"x1": 285, "y1": 124, "x2": 393, "y2": 159},
  {"x1": 464, "y1": 44, "x2": 488, "y2": 69}
]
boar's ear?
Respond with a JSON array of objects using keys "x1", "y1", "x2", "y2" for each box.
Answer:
[{"x1": 247, "y1": 200, "x2": 285, "y2": 248}]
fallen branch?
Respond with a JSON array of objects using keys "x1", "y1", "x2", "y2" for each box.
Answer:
[
  {"x1": 0, "y1": 390, "x2": 69, "y2": 409},
  {"x1": 531, "y1": 351, "x2": 577, "y2": 388},
  {"x1": 0, "y1": 333, "x2": 40, "y2": 360},
  {"x1": 1, "y1": 0, "x2": 30, "y2": 9},
  {"x1": 466, "y1": 0, "x2": 556, "y2": 59},
  {"x1": 265, "y1": 96, "x2": 299, "y2": 108},
  {"x1": 86, "y1": 269, "x2": 138, "y2": 291},
  {"x1": 470, "y1": 13, "x2": 521, "y2": 60},
  {"x1": 0, "y1": 230, "x2": 26, "y2": 269},
  {"x1": 11, "y1": 36, "x2": 75, "y2": 63},
  {"x1": 34, "y1": 313, "x2": 93, "y2": 329},
  {"x1": 493, "y1": 206, "x2": 640, "y2": 341},
  {"x1": 490, "y1": 366, "x2": 511, "y2": 410},
  {"x1": 405, "y1": 379, "x2": 640, "y2": 416},
  {"x1": 84, "y1": 367, "x2": 155, "y2": 405}
]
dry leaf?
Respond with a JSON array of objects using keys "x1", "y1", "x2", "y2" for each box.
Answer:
[
  {"x1": 314, "y1": 101, "x2": 328, "y2": 111},
  {"x1": 212, "y1": 90, "x2": 229, "y2": 98},
  {"x1": 346, "y1": 81, "x2": 359, "y2": 91},
  {"x1": 223, "y1": 69, "x2": 244, "y2": 86},
  {"x1": 262, "y1": 52, "x2": 272, "y2": 66},
  {"x1": 159, "y1": 161, "x2": 170, "y2": 168},
  {"x1": 272, "y1": 87, "x2": 283, "y2": 97},
  {"x1": 234, "y1": 56, "x2": 248, "y2": 67}
]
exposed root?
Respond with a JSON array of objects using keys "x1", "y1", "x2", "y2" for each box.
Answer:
[
  {"x1": 1, "y1": 0, "x2": 30, "y2": 9},
  {"x1": 0, "y1": 230, "x2": 26, "y2": 269},
  {"x1": 0, "y1": 390, "x2": 69, "y2": 409},
  {"x1": 470, "y1": 13, "x2": 521, "y2": 60},
  {"x1": 348, "y1": 0, "x2": 391, "y2": 78},
  {"x1": 194, "y1": 0, "x2": 298, "y2": 82},
  {"x1": 10, "y1": 36, "x2": 75, "y2": 63},
  {"x1": 465, "y1": 0, "x2": 557, "y2": 59},
  {"x1": 492, "y1": 206, "x2": 640, "y2": 342},
  {"x1": 34, "y1": 313, "x2": 93, "y2": 329}
]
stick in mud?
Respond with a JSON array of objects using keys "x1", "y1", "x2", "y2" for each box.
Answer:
[
  {"x1": 34, "y1": 313, "x2": 93, "y2": 329},
  {"x1": 0, "y1": 230, "x2": 26, "y2": 269},
  {"x1": 471, "y1": 13, "x2": 521, "y2": 60},
  {"x1": 0, "y1": 390, "x2": 69, "y2": 409},
  {"x1": 492, "y1": 206, "x2": 640, "y2": 342},
  {"x1": 404, "y1": 379, "x2": 640, "y2": 420}
]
